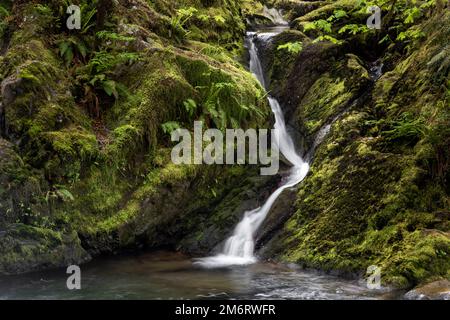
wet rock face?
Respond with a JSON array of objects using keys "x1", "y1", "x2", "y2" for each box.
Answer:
[
  {"x1": 137, "y1": 171, "x2": 279, "y2": 256},
  {"x1": 0, "y1": 141, "x2": 89, "y2": 274},
  {"x1": 178, "y1": 173, "x2": 280, "y2": 255},
  {"x1": 1, "y1": 75, "x2": 22, "y2": 107},
  {"x1": 256, "y1": 186, "x2": 297, "y2": 254},
  {"x1": 404, "y1": 280, "x2": 450, "y2": 300}
]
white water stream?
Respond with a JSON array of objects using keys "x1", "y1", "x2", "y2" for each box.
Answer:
[{"x1": 195, "y1": 25, "x2": 310, "y2": 268}]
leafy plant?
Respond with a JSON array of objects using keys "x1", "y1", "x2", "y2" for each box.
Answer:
[
  {"x1": 76, "y1": 50, "x2": 139, "y2": 116},
  {"x1": 403, "y1": 6, "x2": 422, "y2": 24},
  {"x1": 32, "y1": 3, "x2": 57, "y2": 29},
  {"x1": 0, "y1": 4, "x2": 9, "y2": 17},
  {"x1": 277, "y1": 41, "x2": 303, "y2": 54},
  {"x1": 45, "y1": 186, "x2": 75, "y2": 203},
  {"x1": 313, "y1": 35, "x2": 343, "y2": 45},
  {"x1": 304, "y1": 19, "x2": 333, "y2": 33},
  {"x1": 213, "y1": 15, "x2": 226, "y2": 25},
  {"x1": 161, "y1": 121, "x2": 181, "y2": 134},
  {"x1": 169, "y1": 7, "x2": 198, "y2": 41},
  {"x1": 339, "y1": 24, "x2": 370, "y2": 35},
  {"x1": 183, "y1": 99, "x2": 198, "y2": 118},
  {"x1": 197, "y1": 79, "x2": 264, "y2": 130},
  {"x1": 383, "y1": 112, "x2": 427, "y2": 142},
  {"x1": 327, "y1": 9, "x2": 348, "y2": 22},
  {"x1": 59, "y1": 0, "x2": 97, "y2": 33},
  {"x1": 396, "y1": 27, "x2": 425, "y2": 41},
  {"x1": 58, "y1": 37, "x2": 89, "y2": 66}
]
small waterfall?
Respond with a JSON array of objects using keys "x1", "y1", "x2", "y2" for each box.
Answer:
[
  {"x1": 194, "y1": 27, "x2": 310, "y2": 268},
  {"x1": 263, "y1": 6, "x2": 289, "y2": 26}
]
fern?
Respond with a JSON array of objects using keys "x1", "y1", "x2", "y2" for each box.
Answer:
[
  {"x1": 183, "y1": 99, "x2": 198, "y2": 118},
  {"x1": 277, "y1": 41, "x2": 303, "y2": 54},
  {"x1": 213, "y1": 15, "x2": 226, "y2": 25},
  {"x1": 304, "y1": 19, "x2": 332, "y2": 34},
  {"x1": 169, "y1": 6, "x2": 197, "y2": 40},
  {"x1": 403, "y1": 6, "x2": 422, "y2": 24},
  {"x1": 313, "y1": 35, "x2": 343, "y2": 45},
  {"x1": 58, "y1": 37, "x2": 89, "y2": 66},
  {"x1": 161, "y1": 121, "x2": 181, "y2": 134},
  {"x1": 327, "y1": 9, "x2": 348, "y2": 22},
  {"x1": 396, "y1": 27, "x2": 425, "y2": 41},
  {"x1": 339, "y1": 24, "x2": 369, "y2": 35},
  {"x1": 0, "y1": 5, "x2": 9, "y2": 17},
  {"x1": 79, "y1": 2, "x2": 97, "y2": 34},
  {"x1": 383, "y1": 112, "x2": 428, "y2": 142},
  {"x1": 314, "y1": 19, "x2": 332, "y2": 33}
]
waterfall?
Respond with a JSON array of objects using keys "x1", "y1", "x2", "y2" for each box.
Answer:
[
  {"x1": 262, "y1": 6, "x2": 289, "y2": 26},
  {"x1": 194, "y1": 27, "x2": 310, "y2": 268}
]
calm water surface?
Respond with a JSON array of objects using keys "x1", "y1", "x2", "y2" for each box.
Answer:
[{"x1": 0, "y1": 251, "x2": 403, "y2": 300}]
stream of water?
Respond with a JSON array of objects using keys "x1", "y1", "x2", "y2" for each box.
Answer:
[{"x1": 194, "y1": 25, "x2": 311, "y2": 268}]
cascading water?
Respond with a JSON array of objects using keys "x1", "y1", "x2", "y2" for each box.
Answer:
[
  {"x1": 194, "y1": 25, "x2": 310, "y2": 268},
  {"x1": 262, "y1": 6, "x2": 289, "y2": 26}
]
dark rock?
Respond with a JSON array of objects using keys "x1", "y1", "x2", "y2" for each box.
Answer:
[
  {"x1": 256, "y1": 187, "x2": 297, "y2": 254},
  {"x1": 1, "y1": 75, "x2": 22, "y2": 107}
]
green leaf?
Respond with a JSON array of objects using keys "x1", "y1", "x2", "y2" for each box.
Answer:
[
  {"x1": 102, "y1": 80, "x2": 118, "y2": 99},
  {"x1": 338, "y1": 24, "x2": 369, "y2": 35},
  {"x1": 333, "y1": 9, "x2": 348, "y2": 20},
  {"x1": 75, "y1": 42, "x2": 88, "y2": 58},
  {"x1": 161, "y1": 121, "x2": 181, "y2": 134},
  {"x1": 313, "y1": 35, "x2": 343, "y2": 45},
  {"x1": 277, "y1": 41, "x2": 303, "y2": 54},
  {"x1": 183, "y1": 99, "x2": 197, "y2": 117},
  {"x1": 56, "y1": 188, "x2": 75, "y2": 202},
  {"x1": 0, "y1": 5, "x2": 9, "y2": 17},
  {"x1": 303, "y1": 22, "x2": 316, "y2": 32},
  {"x1": 404, "y1": 7, "x2": 422, "y2": 24},
  {"x1": 214, "y1": 15, "x2": 226, "y2": 24},
  {"x1": 315, "y1": 19, "x2": 332, "y2": 33}
]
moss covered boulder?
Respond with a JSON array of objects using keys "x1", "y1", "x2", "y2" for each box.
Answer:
[
  {"x1": 259, "y1": 3, "x2": 450, "y2": 288},
  {"x1": 0, "y1": 0, "x2": 273, "y2": 274}
]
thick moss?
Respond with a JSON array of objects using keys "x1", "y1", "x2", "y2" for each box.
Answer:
[
  {"x1": 0, "y1": 0, "x2": 273, "y2": 274},
  {"x1": 262, "y1": 8, "x2": 450, "y2": 288},
  {"x1": 0, "y1": 223, "x2": 90, "y2": 275}
]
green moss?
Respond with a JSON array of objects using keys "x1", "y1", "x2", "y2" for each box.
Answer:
[
  {"x1": 265, "y1": 10, "x2": 450, "y2": 288},
  {"x1": 296, "y1": 54, "x2": 370, "y2": 137},
  {"x1": 0, "y1": 223, "x2": 90, "y2": 275}
]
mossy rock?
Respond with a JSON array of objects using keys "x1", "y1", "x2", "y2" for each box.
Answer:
[
  {"x1": 262, "y1": 10, "x2": 450, "y2": 288},
  {"x1": 0, "y1": 223, "x2": 90, "y2": 275}
]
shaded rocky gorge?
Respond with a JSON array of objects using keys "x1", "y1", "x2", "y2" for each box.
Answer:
[{"x1": 0, "y1": 0, "x2": 449, "y2": 297}]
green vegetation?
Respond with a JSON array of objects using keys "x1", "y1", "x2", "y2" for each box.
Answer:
[
  {"x1": 0, "y1": 0, "x2": 269, "y2": 273},
  {"x1": 0, "y1": 0, "x2": 448, "y2": 293},
  {"x1": 277, "y1": 41, "x2": 303, "y2": 54},
  {"x1": 260, "y1": 0, "x2": 450, "y2": 288}
]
